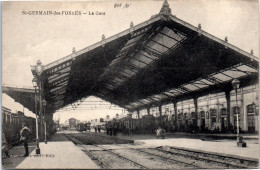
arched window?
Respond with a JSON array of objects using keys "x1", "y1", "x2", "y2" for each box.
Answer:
[
  {"x1": 247, "y1": 103, "x2": 256, "y2": 114},
  {"x1": 191, "y1": 112, "x2": 196, "y2": 119},
  {"x1": 221, "y1": 108, "x2": 227, "y2": 115},
  {"x1": 232, "y1": 106, "x2": 240, "y2": 115},
  {"x1": 184, "y1": 113, "x2": 188, "y2": 119},
  {"x1": 210, "y1": 109, "x2": 217, "y2": 116},
  {"x1": 200, "y1": 111, "x2": 205, "y2": 118}
]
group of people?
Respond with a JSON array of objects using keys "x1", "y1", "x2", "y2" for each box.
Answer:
[
  {"x1": 2, "y1": 122, "x2": 31, "y2": 158},
  {"x1": 105, "y1": 122, "x2": 118, "y2": 136},
  {"x1": 94, "y1": 125, "x2": 101, "y2": 133}
]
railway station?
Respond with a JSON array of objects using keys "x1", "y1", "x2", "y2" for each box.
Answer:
[{"x1": 2, "y1": 0, "x2": 259, "y2": 169}]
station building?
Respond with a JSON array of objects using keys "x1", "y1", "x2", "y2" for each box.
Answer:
[{"x1": 132, "y1": 83, "x2": 258, "y2": 133}]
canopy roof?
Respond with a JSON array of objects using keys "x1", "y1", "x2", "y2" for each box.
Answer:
[
  {"x1": 5, "y1": 1, "x2": 259, "y2": 114},
  {"x1": 2, "y1": 86, "x2": 35, "y2": 113}
]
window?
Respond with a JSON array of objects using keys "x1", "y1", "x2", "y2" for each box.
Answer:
[
  {"x1": 221, "y1": 108, "x2": 227, "y2": 115},
  {"x1": 210, "y1": 109, "x2": 217, "y2": 116},
  {"x1": 200, "y1": 111, "x2": 205, "y2": 118},
  {"x1": 232, "y1": 106, "x2": 240, "y2": 115},
  {"x1": 247, "y1": 103, "x2": 256, "y2": 115}
]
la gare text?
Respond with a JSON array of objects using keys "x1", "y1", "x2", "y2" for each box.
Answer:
[{"x1": 21, "y1": 10, "x2": 105, "y2": 16}]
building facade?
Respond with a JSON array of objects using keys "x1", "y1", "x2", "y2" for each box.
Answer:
[{"x1": 131, "y1": 83, "x2": 259, "y2": 133}]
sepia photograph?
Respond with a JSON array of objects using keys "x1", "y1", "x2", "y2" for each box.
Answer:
[{"x1": 1, "y1": 0, "x2": 259, "y2": 169}]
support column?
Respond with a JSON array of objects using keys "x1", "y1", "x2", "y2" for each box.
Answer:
[
  {"x1": 39, "y1": 80, "x2": 43, "y2": 141},
  {"x1": 241, "y1": 87, "x2": 246, "y2": 132},
  {"x1": 193, "y1": 96, "x2": 198, "y2": 129},
  {"x1": 147, "y1": 108, "x2": 150, "y2": 115},
  {"x1": 216, "y1": 96, "x2": 220, "y2": 131},
  {"x1": 137, "y1": 110, "x2": 140, "y2": 119},
  {"x1": 256, "y1": 83, "x2": 259, "y2": 132},
  {"x1": 208, "y1": 94, "x2": 212, "y2": 130},
  {"x1": 173, "y1": 100, "x2": 178, "y2": 130},
  {"x1": 159, "y1": 105, "x2": 162, "y2": 127},
  {"x1": 225, "y1": 87, "x2": 232, "y2": 131},
  {"x1": 159, "y1": 105, "x2": 162, "y2": 116}
]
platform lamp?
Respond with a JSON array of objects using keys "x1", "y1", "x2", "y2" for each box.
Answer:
[
  {"x1": 43, "y1": 99, "x2": 47, "y2": 144},
  {"x1": 32, "y1": 77, "x2": 40, "y2": 154},
  {"x1": 231, "y1": 79, "x2": 241, "y2": 144}
]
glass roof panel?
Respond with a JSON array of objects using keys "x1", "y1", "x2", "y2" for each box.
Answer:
[
  {"x1": 109, "y1": 56, "x2": 123, "y2": 66},
  {"x1": 152, "y1": 33, "x2": 178, "y2": 49},
  {"x1": 212, "y1": 73, "x2": 232, "y2": 81},
  {"x1": 140, "y1": 50, "x2": 158, "y2": 60},
  {"x1": 132, "y1": 102, "x2": 141, "y2": 106},
  {"x1": 200, "y1": 79, "x2": 215, "y2": 85},
  {"x1": 120, "y1": 70, "x2": 134, "y2": 77},
  {"x1": 164, "y1": 92, "x2": 176, "y2": 96},
  {"x1": 135, "y1": 53, "x2": 154, "y2": 64},
  {"x1": 222, "y1": 70, "x2": 247, "y2": 78},
  {"x1": 146, "y1": 41, "x2": 168, "y2": 53},
  {"x1": 125, "y1": 34, "x2": 144, "y2": 46},
  {"x1": 113, "y1": 77, "x2": 124, "y2": 83},
  {"x1": 123, "y1": 68, "x2": 136, "y2": 76},
  {"x1": 183, "y1": 84, "x2": 199, "y2": 91},
  {"x1": 129, "y1": 58, "x2": 147, "y2": 68},
  {"x1": 236, "y1": 65, "x2": 258, "y2": 73},
  {"x1": 151, "y1": 97, "x2": 161, "y2": 101},
  {"x1": 140, "y1": 99, "x2": 151, "y2": 103},
  {"x1": 192, "y1": 81, "x2": 209, "y2": 88},
  {"x1": 121, "y1": 42, "x2": 136, "y2": 52},
  {"x1": 160, "y1": 27, "x2": 186, "y2": 42},
  {"x1": 169, "y1": 89, "x2": 181, "y2": 94},
  {"x1": 139, "y1": 100, "x2": 150, "y2": 104}
]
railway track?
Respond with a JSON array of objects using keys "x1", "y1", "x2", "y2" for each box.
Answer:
[
  {"x1": 160, "y1": 146, "x2": 258, "y2": 169},
  {"x1": 63, "y1": 133, "x2": 203, "y2": 169},
  {"x1": 64, "y1": 133, "x2": 258, "y2": 169},
  {"x1": 64, "y1": 134, "x2": 148, "y2": 169}
]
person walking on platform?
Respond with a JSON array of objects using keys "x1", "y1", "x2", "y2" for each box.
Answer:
[
  {"x1": 97, "y1": 125, "x2": 101, "y2": 133},
  {"x1": 2, "y1": 132, "x2": 10, "y2": 158},
  {"x1": 156, "y1": 127, "x2": 166, "y2": 139},
  {"x1": 20, "y1": 122, "x2": 31, "y2": 157}
]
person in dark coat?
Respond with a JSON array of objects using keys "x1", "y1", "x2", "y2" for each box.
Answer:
[
  {"x1": 2, "y1": 132, "x2": 10, "y2": 158},
  {"x1": 20, "y1": 123, "x2": 31, "y2": 157},
  {"x1": 97, "y1": 125, "x2": 101, "y2": 133}
]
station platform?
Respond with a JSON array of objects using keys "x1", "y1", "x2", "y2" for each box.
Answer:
[
  {"x1": 15, "y1": 141, "x2": 99, "y2": 169},
  {"x1": 5, "y1": 132, "x2": 258, "y2": 169},
  {"x1": 117, "y1": 134, "x2": 259, "y2": 160}
]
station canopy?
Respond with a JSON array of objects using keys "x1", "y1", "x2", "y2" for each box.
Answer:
[{"x1": 3, "y1": 1, "x2": 259, "y2": 114}]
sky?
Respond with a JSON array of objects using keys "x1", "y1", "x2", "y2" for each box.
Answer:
[{"x1": 2, "y1": 0, "x2": 259, "y2": 123}]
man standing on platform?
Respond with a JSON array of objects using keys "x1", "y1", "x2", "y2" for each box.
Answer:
[{"x1": 20, "y1": 122, "x2": 31, "y2": 157}]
